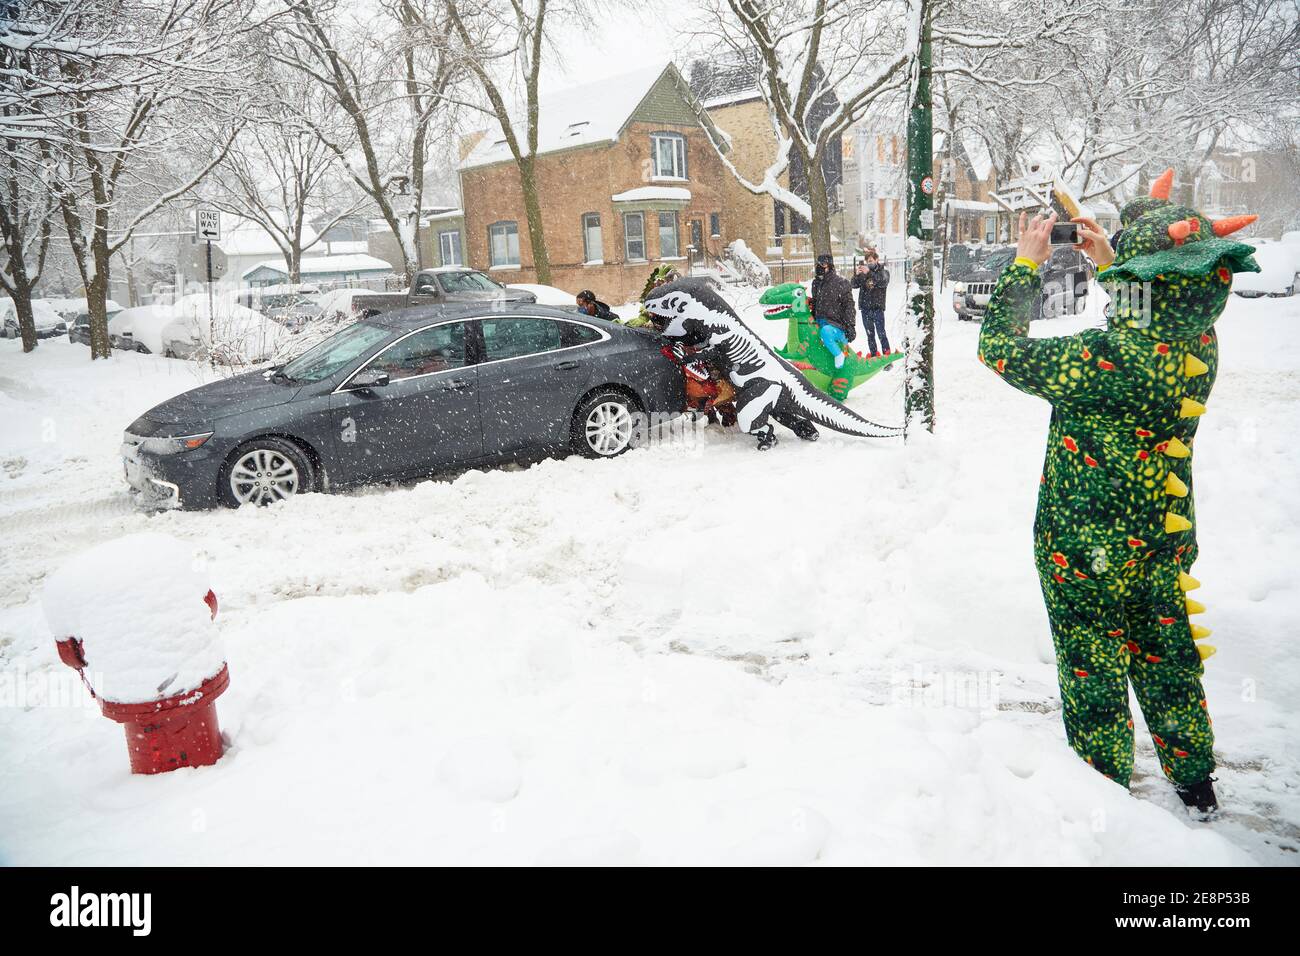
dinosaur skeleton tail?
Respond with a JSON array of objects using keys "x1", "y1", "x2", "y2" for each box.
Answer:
[{"x1": 780, "y1": 362, "x2": 903, "y2": 437}]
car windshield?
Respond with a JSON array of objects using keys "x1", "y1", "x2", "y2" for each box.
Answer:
[
  {"x1": 280, "y1": 322, "x2": 392, "y2": 383},
  {"x1": 436, "y1": 270, "x2": 502, "y2": 293}
]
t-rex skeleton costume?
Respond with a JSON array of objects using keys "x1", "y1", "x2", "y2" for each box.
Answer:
[{"x1": 643, "y1": 278, "x2": 901, "y2": 449}]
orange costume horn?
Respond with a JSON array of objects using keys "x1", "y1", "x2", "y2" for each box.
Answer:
[
  {"x1": 1212, "y1": 214, "x2": 1258, "y2": 237},
  {"x1": 1150, "y1": 168, "x2": 1175, "y2": 200}
]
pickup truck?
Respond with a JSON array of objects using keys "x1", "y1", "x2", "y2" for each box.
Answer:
[
  {"x1": 950, "y1": 244, "x2": 1092, "y2": 321},
  {"x1": 352, "y1": 267, "x2": 537, "y2": 316}
]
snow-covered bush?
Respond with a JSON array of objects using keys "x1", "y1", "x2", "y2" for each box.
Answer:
[{"x1": 724, "y1": 239, "x2": 772, "y2": 287}]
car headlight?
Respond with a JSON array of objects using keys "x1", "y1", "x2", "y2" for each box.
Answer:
[
  {"x1": 953, "y1": 282, "x2": 966, "y2": 294},
  {"x1": 139, "y1": 432, "x2": 213, "y2": 455}
]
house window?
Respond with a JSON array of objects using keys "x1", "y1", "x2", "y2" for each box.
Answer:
[
  {"x1": 582, "y1": 213, "x2": 603, "y2": 263},
  {"x1": 438, "y1": 230, "x2": 462, "y2": 266},
  {"x1": 623, "y1": 212, "x2": 645, "y2": 261},
  {"x1": 651, "y1": 132, "x2": 687, "y2": 179},
  {"x1": 658, "y1": 211, "x2": 679, "y2": 258},
  {"x1": 709, "y1": 212, "x2": 721, "y2": 238},
  {"x1": 775, "y1": 200, "x2": 809, "y2": 235},
  {"x1": 488, "y1": 221, "x2": 519, "y2": 267}
]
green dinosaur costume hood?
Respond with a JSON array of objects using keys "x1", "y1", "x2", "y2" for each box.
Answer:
[{"x1": 1101, "y1": 169, "x2": 1260, "y2": 339}]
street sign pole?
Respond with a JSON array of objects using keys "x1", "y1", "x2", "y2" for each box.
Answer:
[
  {"x1": 206, "y1": 239, "x2": 215, "y2": 367},
  {"x1": 195, "y1": 208, "x2": 221, "y2": 368}
]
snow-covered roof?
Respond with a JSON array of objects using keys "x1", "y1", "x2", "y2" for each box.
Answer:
[
  {"x1": 611, "y1": 186, "x2": 691, "y2": 203},
  {"x1": 243, "y1": 254, "x2": 395, "y2": 279},
  {"x1": 316, "y1": 239, "x2": 368, "y2": 254},
  {"x1": 460, "y1": 64, "x2": 677, "y2": 170},
  {"x1": 427, "y1": 208, "x2": 463, "y2": 222},
  {"x1": 218, "y1": 218, "x2": 318, "y2": 258},
  {"x1": 687, "y1": 52, "x2": 762, "y2": 108}
]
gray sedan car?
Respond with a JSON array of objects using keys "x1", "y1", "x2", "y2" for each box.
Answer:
[{"x1": 121, "y1": 304, "x2": 685, "y2": 509}]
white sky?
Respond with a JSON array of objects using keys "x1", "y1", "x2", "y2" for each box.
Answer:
[{"x1": 539, "y1": 0, "x2": 688, "y2": 95}]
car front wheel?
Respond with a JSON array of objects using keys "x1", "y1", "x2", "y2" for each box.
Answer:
[
  {"x1": 573, "y1": 389, "x2": 639, "y2": 459},
  {"x1": 220, "y1": 437, "x2": 315, "y2": 507}
]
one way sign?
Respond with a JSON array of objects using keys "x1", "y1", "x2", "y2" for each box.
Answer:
[{"x1": 195, "y1": 208, "x2": 221, "y2": 242}]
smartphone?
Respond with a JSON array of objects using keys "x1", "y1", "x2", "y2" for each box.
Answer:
[{"x1": 1050, "y1": 222, "x2": 1079, "y2": 245}]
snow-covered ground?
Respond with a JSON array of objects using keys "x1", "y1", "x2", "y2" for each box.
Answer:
[{"x1": 1, "y1": 284, "x2": 1297, "y2": 865}]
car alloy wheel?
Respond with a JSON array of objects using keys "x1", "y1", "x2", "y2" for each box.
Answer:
[
  {"x1": 584, "y1": 400, "x2": 634, "y2": 456},
  {"x1": 229, "y1": 447, "x2": 300, "y2": 505}
]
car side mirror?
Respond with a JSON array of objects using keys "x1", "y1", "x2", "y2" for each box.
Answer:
[{"x1": 351, "y1": 369, "x2": 390, "y2": 390}]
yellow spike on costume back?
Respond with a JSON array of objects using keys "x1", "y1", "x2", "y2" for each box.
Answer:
[
  {"x1": 1180, "y1": 397, "x2": 1207, "y2": 418},
  {"x1": 1197, "y1": 644, "x2": 1217, "y2": 661},
  {"x1": 1191, "y1": 624, "x2": 1212, "y2": 640},
  {"x1": 1165, "y1": 512, "x2": 1193, "y2": 533},
  {"x1": 1164, "y1": 473, "x2": 1188, "y2": 497},
  {"x1": 1164, "y1": 437, "x2": 1191, "y2": 458},
  {"x1": 1184, "y1": 354, "x2": 1209, "y2": 377},
  {"x1": 1178, "y1": 571, "x2": 1201, "y2": 591},
  {"x1": 1185, "y1": 597, "x2": 1206, "y2": 614}
]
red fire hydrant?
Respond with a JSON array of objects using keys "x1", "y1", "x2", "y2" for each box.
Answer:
[{"x1": 55, "y1": 588, "x2": 230, "y2": 775}]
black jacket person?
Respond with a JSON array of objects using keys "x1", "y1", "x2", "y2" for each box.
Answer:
[{"x1": 851, "y1": 254, "x2": 892, "y2": 355}]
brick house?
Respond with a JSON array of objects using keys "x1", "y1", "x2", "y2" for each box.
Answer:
[{"x1": 458, "y1": 63, "x2": 741, "y2": 303}]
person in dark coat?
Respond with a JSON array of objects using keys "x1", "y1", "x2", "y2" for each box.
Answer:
[
  {"x1": 809, "y1": 254, "x2": 855, "y2": 368},
  {"x1": 576, "y1": 289, "x2": 618, "y2": 322},
  {"x1": 851, "y1": 250, "x2": 891, "y2": 356}
]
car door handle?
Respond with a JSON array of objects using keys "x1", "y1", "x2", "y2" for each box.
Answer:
[
  {"x1": 440, "y1": 378, "x2": 473, "y2": 391},
  {"x1": 554, "y1": 360, "x2": 581, "y2": 371}
]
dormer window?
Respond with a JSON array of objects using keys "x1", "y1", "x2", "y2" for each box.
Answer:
[{"x1": 651, "y1": 131, "x2": 687, "y2": 180}]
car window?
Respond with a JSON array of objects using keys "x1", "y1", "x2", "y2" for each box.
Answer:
[
  {"x1": 282, "y1": 322, "x2": 392, "y2": 383},
  {"x1": 481, "y1": 317, "x2": 564, "y2": 362},
  {"x1": 367, "y1": 322, "x2": 468, "y2": 380},
  {"x1": 436, "y1": 271, "x2": 502, "y2": 294},
  {"x1": 563, "y1": 322, "x2": 602, "y2": 346},
  {"x1": 412, "y1": 274, "x2": 439, "y2": 295}
]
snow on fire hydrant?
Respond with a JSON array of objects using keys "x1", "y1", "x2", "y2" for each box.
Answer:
[{"x1": 43, "y1": 532, "x2": 230, "y2": 775}]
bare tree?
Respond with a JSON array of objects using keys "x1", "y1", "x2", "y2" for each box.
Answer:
[
  {"x1": 442, "y1": 0, "x2": 557, "y2": 284},
  {"x1": 0, "y1": 100, "x2": 54, "y2": 352},
  {"x1": 210, "y1": 58, "x2": 361, "y2": 284},
  {"x1": 271, "y1": 0, "x2": 458, "y2": 283},
  {"x1": 688, "y1": 0, "x2": 921, "y2": 258},
  {"x1": 12, "y1": 0, "x2": 265, "y2": 358}
]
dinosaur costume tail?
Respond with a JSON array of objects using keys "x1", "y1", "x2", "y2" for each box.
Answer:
[{"x1": 778, "y1": 357, "x2": 903, "y2": 438}]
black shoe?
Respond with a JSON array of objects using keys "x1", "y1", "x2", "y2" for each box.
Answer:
[
  {"x1": 791, "y1": 419, "x2": 819, "y2": 441},
  {"x1": 1174, "y1": 777, "x2": 1218, "y2": 814},
  {"x1": 755, "y1": 427, "x2": 778, "y2": 451}
]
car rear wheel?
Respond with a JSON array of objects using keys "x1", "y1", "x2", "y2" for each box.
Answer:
[
  {"x1": 220, "y1": 438, "x2": 314, "y2": 507},
  {"x1": 573, "y1": 389, "x2": 639, "y2": 459}
]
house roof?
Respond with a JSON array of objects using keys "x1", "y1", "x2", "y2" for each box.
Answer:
[
  {"x1": 218, "y1": 218, "x2": 318, "y2": 258},
  {"x1": 459, "y1": 63, "x2": 682, "y2": 171},
  {"x1": 686, "y1": 51, "x2": 762, "y2": 108},
  {"x1": 243, "y1": 254, "x2": 395, "y2": 279}
]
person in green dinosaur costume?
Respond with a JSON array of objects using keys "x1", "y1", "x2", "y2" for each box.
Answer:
[
  {"x1": 758, "y1": 282, "x2": 903, "y2": 401},
  {"x1": 978, "y1": 168, "x2": 1259, "y2": 813}
]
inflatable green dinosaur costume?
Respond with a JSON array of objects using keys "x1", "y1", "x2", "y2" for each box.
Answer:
[
  {"x1": 979, "y1": 169, "x2": 1259, "y2": 806},
  {"x1": 759, "y1": 282, "x2": 902, "y2": 400}
]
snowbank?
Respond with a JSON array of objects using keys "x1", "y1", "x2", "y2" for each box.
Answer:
[
  {"x1": 0, "y1": 291, "x2": 1297, "y2": 865},
  {"x1": 42, "y1": 533, "x2": 224, "y2": 703}
]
